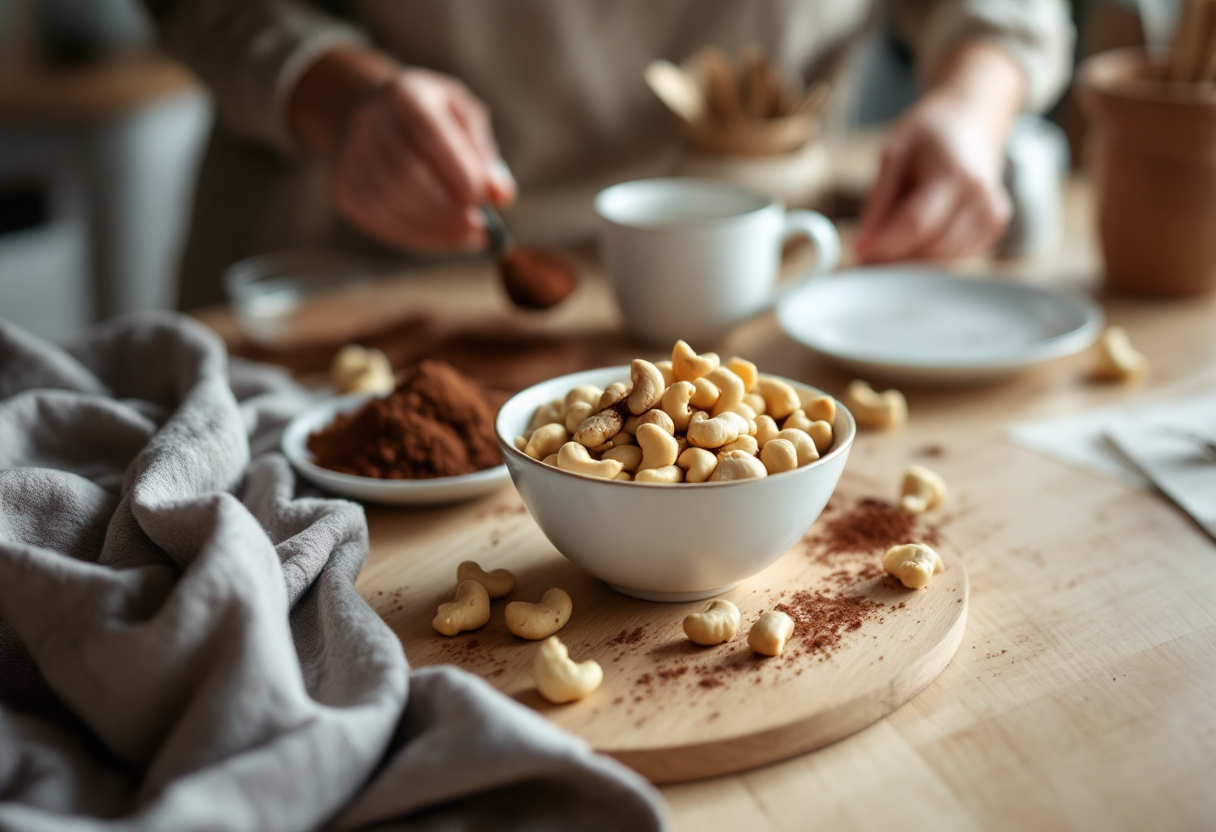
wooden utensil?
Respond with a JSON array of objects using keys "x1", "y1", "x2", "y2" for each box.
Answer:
[{"x1": 644, "y1": 60, "x2": 706, "y2": 125}]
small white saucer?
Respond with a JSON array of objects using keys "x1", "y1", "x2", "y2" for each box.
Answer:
[
  {"x1": 281, "y1": 393, "x2": 511, "y2": 506},
  {"x1": 776, "y1": 266, "x2": 1104, "y2": 384}
]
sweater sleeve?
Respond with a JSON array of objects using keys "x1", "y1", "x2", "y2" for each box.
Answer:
[
  {"x1": 891, "y1": 0, "x2": 1075, "y2": 113},
  {"x1": 145, "y1": 0, "x2": 367, "y2": 154}
]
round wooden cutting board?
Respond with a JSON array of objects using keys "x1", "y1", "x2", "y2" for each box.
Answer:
[{"x1": 360, "y1": 489, "x2": 968, "y2": 784}]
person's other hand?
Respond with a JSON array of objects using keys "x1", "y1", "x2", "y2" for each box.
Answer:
[
  {"x1": 855, "y1": 42, "x2": 1024, "y2": 264},
  {"x1": 330, "y1": 68, "x2": 515, "y2": 252}
]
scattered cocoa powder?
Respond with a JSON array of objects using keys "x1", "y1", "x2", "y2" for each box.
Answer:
[
  {"x1": 307, "y1": 360, "x2": 500, "y2": 479},
  {"x1": 807, "y1": 498, "x2": 940, "y2": 558},
  {"x1": 609, "y1": 626, "x2": 647, "y2": 647},
  {"x1": 775, "y1": 590, "x2": 884, "y2": 660}
]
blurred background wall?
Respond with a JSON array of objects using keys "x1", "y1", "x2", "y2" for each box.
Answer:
[{"x1": 0, "y1": 0, "x2": 1168, "y2": 343}]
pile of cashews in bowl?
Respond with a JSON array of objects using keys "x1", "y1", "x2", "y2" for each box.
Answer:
[{"x1": 512, "y1": 340, "x2": 836, "y2": 483}]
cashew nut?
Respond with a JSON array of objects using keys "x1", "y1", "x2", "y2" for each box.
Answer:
[
  {"x1": 528, "y1": 399, "x2": 565, "y2": 432},
  {"x1": 655, "y1": 360, "x2": 675, "y2": 387},
  {"x1": 801, "y1": 394, "x2": 836, "y2": 424},
  {"x1": 433, "y1": 580, "x2": 491, "y2": 636},
  {"x1": 742, "y1": 392, "x2": 767, "y2": 416},
  {"x1": 505, "y1": 587, "x2": 573, "y2": 639},
  {"x1": 688, "y1": 411, "x2": 749, "y2": 449},
  {"x1": 574, "y1": 408, "x2": 624, "y2": 447},
  {"x1": 615, "y1": 471, "x2": 633, "y2": 481},
  {"x1": 660, "y1": 381, "x2": 697, "y2": 432},
  {"x1": 677, "y1": 447, "x2": 718, "y2": 483},
  {"x1": 456, "y1": 561, "x2": 516, "y2": 599},
  {"x1": 525, "y1": 423, "x2": 570, "y2": 460},
  {"x1": 690, "y1": 377, "x2": 720, "y2": 410},
  {"x1": 706, "y1": 367, "x2": 745, "y2": 417},
  {"x1": 720, "y1": 434, "x2": 759, "y2": 456},
  {"x1": 590, "y1": 430, "x2": 635, "y2": 453},
  {"x1": 845, "y1": 380, "x2": 907, "y2": 431},
  {"x1": 725, "y1": 357, "x2": 758, "y2": 393},
  {"x1": 709, "y1": 450, "x2": 768, "y2": 481},
  {"x1": 754, "y1": 415, "x2": 780, "y2": 447},
  {"x1": 632, "y1": 408, "x2": 675, "y2": 435},
  {"x1": 331, "y1": 345, "x2": 396, "y2": 395},
  {"x1": 756, "y1": 376, "x2": 801, "y2": 421},
  {"x1": 683, "y1": 599, "x2": 741, "y2": 646},
  {"x1": 672, "y1": 340, "x2": 719, "y2": 382},
  {"x1": 899, "y1": 465, "x2": 947, "y2": 514},
  {"x1": 636, "y1": 422, "x2": 680, "y2": 471},
  {"x1": 782, "y1": 409, "x2": 814, "y2": 433},
  {"x1": 773, "y1": 429, "x2": 819, "y2": 466},
  {"x1": 627, "y1": 359, "x2": 667, "y2": 415},
  {"x1": 602, "y1": 444, "x2": 643, "y2": 472},
  {"x1": 563, "y1": 401, "x2": 594, "y2": 434},
  {"x1": 557, "y1": 441, "x2": 625, "y2": 480},
  {"x1": 542, "y1": 453, "x2": 559, "y2": 467},
  {"x1": 596, "y1": 382, "x2": 630, "y2": 413},
  {"x1": 564, "y1": 384, "x2": 603, "y2": 411},
  {"x1": 806, "y1": 420, "x2": 833, "y2": 453},
  {"x1": 634, "y1": 464, "x2": 684, "y2": 483},
  {"x1": 882, "y1": 543, "x2": 943, "y2": 589},
  {"x1": 513, "y1": 435, "x2": 528, "y2": 451},
  {"x1": 760, "y1": 438, "x2": 798, "y2": 475},
  {"x1": 1092, "y1": 325, "x2": 1148, "y2": 382},
  {"x1": 533, "y1": 635, "x2": 603, "y2": 704},
  {"x1": 748, "y1": 610, "x2": 794, "y2": 656}
]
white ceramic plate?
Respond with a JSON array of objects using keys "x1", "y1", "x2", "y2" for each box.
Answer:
[
  {"x1": 776, "y1": 267, "x2": 1104, "y2": 384},
  {"x1": 281, "y1": 393, "x2": 511, "y2": 506}
]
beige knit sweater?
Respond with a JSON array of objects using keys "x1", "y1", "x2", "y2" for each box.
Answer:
[{"x1": 149, "y1": 0, "x2": 1073, "y2": 306}]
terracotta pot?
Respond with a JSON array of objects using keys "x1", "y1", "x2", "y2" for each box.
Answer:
[{"x1": 1077, "y1": 48, "x2": 1216, "y2": 296}]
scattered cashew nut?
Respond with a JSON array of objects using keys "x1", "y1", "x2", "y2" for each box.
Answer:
[
  {"x1": 506, "y1": 587, "x2": 573, "y2": 639},
  {"x1": 683, "y1": 599, "x2": 742, "y2": 646},
  {"x1": 533, "y1": 635, "x2": 603, "y2": 704},
  {"x1": 433, "y1": 580, "x2": 491, "y2": 636},
  {"x1": 1092, "y1": 325, "x2": 1148, "y2": 382},
  {"x1": 331, "y1": 345, "x2": 396, "y2": 395},
  {"x1": 748, "y1": 610, "x2": 795, "y2": 656},
  {"x1": 882, "y1": 543, "x2": 943, "y2": 589},
  {"x1": 845, "y1": 380, "x2": 907, "y2": 430},
  {"x1": 900, "y1": 465, "x2": 947, "y2": 514},
  {"x1": 456, "y1": 561, "x2": 516, "y2": 599}
]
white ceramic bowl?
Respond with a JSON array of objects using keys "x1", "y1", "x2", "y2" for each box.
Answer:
[
  {"x1": 283, "y1": 393, "x2": 511, "y2": 505},
  {"x1": 496, "y1": 367, "x2": 855, "y2": 602}
]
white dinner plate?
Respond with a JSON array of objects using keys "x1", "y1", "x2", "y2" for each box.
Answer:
[
  {"x1": 281, "y1": 393, "x2": 512, "y2": 505},
  {"x1": 775, "y1": 266, "x2": 1105, "y2": 384}
]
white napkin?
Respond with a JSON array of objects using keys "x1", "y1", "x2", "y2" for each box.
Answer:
[{"x1": 1008, "y1": 384, "x2": 1216, "y2": 540}]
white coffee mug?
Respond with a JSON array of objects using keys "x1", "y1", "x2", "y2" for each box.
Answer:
[{"x1": 595, "y1": 177, "x2": 841, "y2": 346}]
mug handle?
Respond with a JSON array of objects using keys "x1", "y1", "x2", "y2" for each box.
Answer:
[{"x1": 769, "y1": 210, "x2": 842, "y2": 307}]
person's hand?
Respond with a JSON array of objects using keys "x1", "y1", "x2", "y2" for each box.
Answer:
[
  {"x1": 855, "y1": 43, "x2": 1023, "y2": 264},
  {"x1": 330, "y1": 68, "x2": 515, "y2": 251}
]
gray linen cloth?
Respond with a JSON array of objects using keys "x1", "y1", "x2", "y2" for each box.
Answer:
[{"x1": 0, "y1": 314, "x2": 666, "y2": 831}]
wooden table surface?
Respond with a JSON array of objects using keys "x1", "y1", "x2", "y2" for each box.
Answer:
[{"x1": 198, "y1": 176, "x2": 1216, "y2": 831}]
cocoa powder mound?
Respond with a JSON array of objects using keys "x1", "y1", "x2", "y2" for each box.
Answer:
[
  {"x1": 809, "y1": 498, "x2": 940, "y2": 556},
  {"x1": 306, "y1": 360, "x2": 501, "y2": 479}
]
